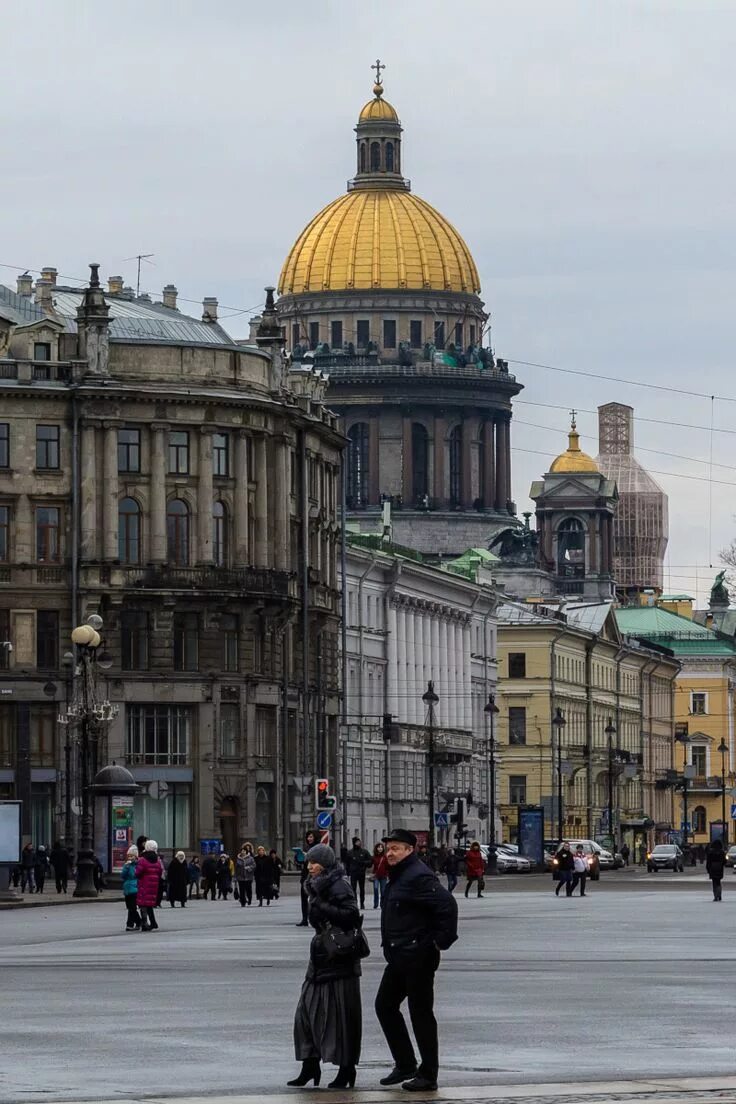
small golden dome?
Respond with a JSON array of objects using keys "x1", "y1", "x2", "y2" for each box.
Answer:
[
  {"x1": 278, "y1": 189, "x2": 480, "y2": 295},
  {"x1": 359, "y1": 94, "x2": 399, "y2": 123},
  {"x1": 550, "y1": 422, "x2": 599, "y2": 474}
]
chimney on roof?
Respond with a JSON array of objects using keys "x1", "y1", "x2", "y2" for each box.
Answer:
[
  {"x1": 162, "y1": 284, "x2": 178, "y2": 310},
  {"x1": 202, "y1": 296, "x2": 218, "y2": 322},
  {"x1": 108, "y1": 275, "x2": 123, "y2": 295},
  {"x1": 35, "y1": 278, "x2": 53, "y2": 311},
  {"x1": 41, "y1": 266, "x2": 57, "y2": 286},
  {"x1": 16, "y1": 272, "x2": 33, "y2": 297}
]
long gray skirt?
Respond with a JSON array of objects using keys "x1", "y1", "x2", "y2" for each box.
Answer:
[{"x1": 294, "y1": 974, "x2": 362, "y2": 1066}]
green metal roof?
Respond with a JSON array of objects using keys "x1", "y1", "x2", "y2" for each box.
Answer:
[
  {"x1": 615, "y1": 606, "x2": 736, "y2": 656},
  {"x1": 444, "y1": 547, "x2": 499, "y2": 581}
]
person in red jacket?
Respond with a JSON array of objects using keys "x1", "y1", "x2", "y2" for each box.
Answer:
[
  {"x1": 135, "y1": 839, "x2": 164, "y2": 931},
  {"x1": 372, "y1": 842, "x2": 389, "y2": 909},
  {"x1": 464, "y1": 841, "x2": 486, "y2": 898}
]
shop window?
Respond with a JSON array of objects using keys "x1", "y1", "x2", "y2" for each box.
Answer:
[
  {"x1": 30, "y1": 705, "x2": 55, "y2": 767},
  {"x1": 133, "y1": 782, "x2": 191, "y2": 850}
]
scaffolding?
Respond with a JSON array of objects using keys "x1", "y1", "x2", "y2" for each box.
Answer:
[{"x1": 597, "y1": 403, "x2": 668, "y2": 591}]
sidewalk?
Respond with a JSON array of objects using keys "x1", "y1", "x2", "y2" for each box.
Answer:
[
  {"x1": 0, "y1": 885, "x2": 121, "y2": 909},
  {"x1": 30, "y1": 1075, "x2": 736, "y2": 1104}
]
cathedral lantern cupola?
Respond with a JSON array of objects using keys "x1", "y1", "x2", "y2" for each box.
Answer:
[{"x1": 352, "y1": 60, "x2": 408, "y2": 191}]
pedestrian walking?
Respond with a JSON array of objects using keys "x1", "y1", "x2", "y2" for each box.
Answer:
[
  {"x1": 216, "y1": 853, "x2": 233, "y2": 900},
  {"x1": 620, "y1": 842, "x2": 630, "y2": 866},
  {"x1": 347, "y1": 837, "x2": 371, "y2": 909},
  {"x1": 167, "y1": 851, "x2": 189, "y2": 907},
  {"x1": 297, "y1": 831, "x2": 318, "y2": 926},
  {"x1": 463, "y1": 841, "x2": 486, "y2": 898},
  {"x1": 288, "y1": 844, "x2": 364, "y2": 1090},
  {"x1": 93, "y1": 856, "x2": 106, "y2": 893},
  {"x1": 270, "y1": 849, "x2": 284, "y2": 898},
  {"x1": 570, "y1": 845, "x2": 588, "y2": 897},
  {"x1": 20, "y1": 842, "x2": 35, "y2": 893},
  {"x1": 443, "y1": 848, "x2": 459, "y2": 894},
  {"x1": 417, "y1": 843, "x2": 433, "y2": 868},
  {"x1": 554, "y1": 842, "x2": 575, "y2": 896},
  {"x1": 121, "y1": 846, "x2": 141, "y2": 931},
  {"x1": 706, "y1": 838, "x2": 726, "y2": 901},
  {"x1": 187, "y1": 855, "x2": 201, "y2": 899},
  {"x1": 202, "y1": 854, "x2": 218, "y2": 900},
  {"x1": 135, "y1": 840, "x2": 164, "y2": 931},
  {"x1": 371, "y1": 842, "x2": 388, "y2": 908},
  {"x1": 235, "y1": 843, "x2": 256, "y2": 907},
  {"x1": 49, "y1": 841, "x2": 70, "y2": 894},
  {"x1": 33, "y1": 846, "x2": 50, "y2": 893},
  {"x1": 375, "y1": 828, "x2": 458, "y2": 1093},
  {"x1": 254, "y1": 845, "x2": 275, "y2": 906}
]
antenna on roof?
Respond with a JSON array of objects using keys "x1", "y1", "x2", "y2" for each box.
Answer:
[{"x1": 122, "y1": 253, "x2": 155, "y2": 297}]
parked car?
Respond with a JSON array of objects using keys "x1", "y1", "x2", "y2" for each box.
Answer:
[
  {"x1": 726, "y1": 845, "x2": 736, "y2": 868},
  {"x1": 646, "y1": 844, "x2": 684, "y2": 872},
  {"x1": 553, "y1": 839, "x2": 601, "y2": 880},
  {"x1": 596, "y1": 845, "x2": 616, "y2": 870},
  {"x1": 496, "y1": 844, "x2": 532, "y2": 873}
]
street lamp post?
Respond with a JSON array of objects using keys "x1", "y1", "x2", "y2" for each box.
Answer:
[
  {"x1": 423, "y1": 681, "x2": 439, "y2": 846},
  {"x1": 718, "y1": 738, "x2": 729, "y2": 845},
  {"x1": 675, "y1": 731, "x2": 692, "y2": 858},
  {"x1": 605, "y1": 718, "x2": 617, "y2": 848},
  {"x1": 484, "y1": 694, "x2": 500, "y2": 847},
  {"x1": 552, "y1": 708, "x2": 566, "y2": 846}
]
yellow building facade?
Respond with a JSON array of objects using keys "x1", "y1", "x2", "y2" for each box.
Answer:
[{"x1": 497, "y1": 600, "x2": 678, "y2": 854}]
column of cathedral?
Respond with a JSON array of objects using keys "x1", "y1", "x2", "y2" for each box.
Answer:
[
  {"x1": 233, "y1": 430, "x2": 250, "y2": 566},
  {"x1": 433, "y1": 415, "x2": 445, "y2": 504},
  {"x1": 368, "y1": 415, "x2": 380, "y2": 504},
  {"x1": 150, "y1": 425, "x2": 167, "y2": 563},
  {"x1": 197, "y1": 427, "x2": 214, "y2": 564},
  {"x1": 402, "y1": 415, "x2": 413, "y2": 503},
  {"x1": 482, "y1": 420, "x2": 495, "y2": 509},
  {"x1": 462, "y1": 416, "x2": 478, "y2": 508},
  {"x1": 80, "y1": 421, "x2": 98, "y2": 559},
  {"x1": 494, "y1": 414, "x2": 511, "y2": 511}
]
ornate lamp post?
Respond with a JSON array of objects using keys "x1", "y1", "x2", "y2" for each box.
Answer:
[
  {"x1": 718, "y1": 738, "x2": 729, "y2": 844},
  {"x1": 675, "y1": 730, "x2": 693, "y2": 858},
  {"x1": 484, "y1": 694, "x2": 500, "y2": 847},
  {"x1": 605, "y1": 717, "x2": 617, "y2": 847},
  {"x1": 423, "y1": 681, "x2": 439, "y2": 846},
  {"x1": 552, "y1": 708, "x2": 567, "y2": 846},
  {"x1": 58, "y1": 616, "x2": 118, "y2": 898}
]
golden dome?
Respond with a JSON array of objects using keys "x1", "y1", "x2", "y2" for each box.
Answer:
[
  {"x1": 359, "y1": 90, "x2": 399, "y2": 122},
  {"x1": 550, "y1": 423, "x2": 599, "y2": 473},
  {"x1": 278, "y1": 189, "x2": 481, "y2": 295}
]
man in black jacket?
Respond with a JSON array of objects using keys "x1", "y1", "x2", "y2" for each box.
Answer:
[
  {"x1": 348, "y1": 837, "x2": 372, "y2": 909},
  {"x1": 375, "y1": 828, "x2": 458, "y2": 1092}
]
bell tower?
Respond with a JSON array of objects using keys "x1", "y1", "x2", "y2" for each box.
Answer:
[{"x1": 352, "y1": 60, "x2": 409, "y2": 192}]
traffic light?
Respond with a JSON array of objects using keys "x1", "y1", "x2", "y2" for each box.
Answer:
[{"x1": 315, "y1": 778, "x2": 337, "y2": 812}]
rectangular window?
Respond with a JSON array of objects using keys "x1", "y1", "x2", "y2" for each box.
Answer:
[
  {"x1": 36, "y1": 425, "x2": 60, "y2": 470},
  {"x1": 0, "y1": 703, "x2": 15, "y2": 767},
  {"x1": 330, "y1": 320, "x2": 343, "y2": 349},
  {"x1": 256, "y1": 706, "x2": 276, "y2": 757},
  {"x1": 121, "y1": 610, "x2": 149, "y2": 671},
  {"x1": 173, "y1": 612, "x2": 198, "y2": 671},
  {"x1": 213, "y1": 433, "x2": 229, "y2": 477},
  {"x1": 454, "y1": 322, "x2": 463, "y2": 347},
  {"x1": 133, "y1": 782, "x2": 191, "y2": 850},
  {"x1": 168, "y1": 430, "x2": 189, "y2": 474},
  {"x1": 0, "y1": 424, "x2": 9, "y2": 468},
  {"x1": 409, "y1": 320, "x2": 422, "y2": 348},
  {"x1": 292, "y1": 323, "x2": 300, "y2": 350},
  {"x1": 35, "y1": 506, "x2": 60, "y2": 562},
  {"x1": 36, "y1": 610, "x2": 58, "y2": 669},
  {"x1": 510, "y1": 775, "x2": 527, "y2": 805},
  {"x1": 220, "y1": 702, "x2": 240, "y2": 759},
  {"x1": 433, "y1": 321, "x2": 445, "y2": 348},
  {"x1": 117, "y1": 428, "x2": 141, "y2": 473},
  {"x1": 0, "y1": 610, "x2": 9, "y2": 670},
  {"x1": 33, "y1": 342, "x2": 51, "y2": 361},
  {"x1": 0, "y1": 506, "x2": 9, "y2": 563},
  {"x1": 508, "y1": 652, "x2": 526, "y2": 678},
  {"x1": 691, "y1": 746, "x2": 707, "y2": 776},
  {"x1": 126, "y1": 704, "x2": 191, "y2": 765},
  {"x1": 691, "y1": 692, "x2": 707, "y2": 715},
  {"x1": 308, "y1": 321, "x2": 319, "y2": 350},
  {"x1": 508, "y1": 706, "x2": 527, "y2": 745},
  {"x1": 356, "y1": 320, "x2": 370, "y2": 348},
  {"x1": 30, "y1": 705, "x2": 55, "y2": 767},
  {"x1": 383, "y1": 319, "x2": 397, "y2": 349},
  {"x1": 221, "y1": 613, "x2": 239, "y2": 673}
]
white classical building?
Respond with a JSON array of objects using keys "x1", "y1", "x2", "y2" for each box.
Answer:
[{"x1": 341, "y1": 539, "x2": 498, "y2": 848}]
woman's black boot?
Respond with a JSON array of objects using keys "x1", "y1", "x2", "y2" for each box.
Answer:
[
  {"x1": 287, "y1": 1059, "x2": 321, "y2": 1087},
  {"x1": 328, "y1": 1065, "x2": 356, "y2": 1089}
]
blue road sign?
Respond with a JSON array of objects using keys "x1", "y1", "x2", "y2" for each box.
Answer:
[
  {"x1": 316, "y1": 811, "x2": 333, "y2": 830},
  {"x1": 681, "y1": 821, "x2": 691, "y2": 831},
  {"x1": 731, "y1": 803, "x2": 736, "y2": 819},
  {"x1": 434, "y1": 811, "x2": 449, "y2": 828}
]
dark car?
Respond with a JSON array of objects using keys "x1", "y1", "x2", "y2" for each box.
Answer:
[
  {"x1": 725, "y1": 845, "x2": 736, "y2": 868},
  {"x1": 647, "y1": 844, "x2": 684, "y2": 873}
]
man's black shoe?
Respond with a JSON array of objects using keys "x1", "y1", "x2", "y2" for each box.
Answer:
[
  {"x1": 402, "y1": 1075, "x2": 438, "y2": 1092},
  {"x1": 380, "y1": 1067, "x2": 417, "y2": 1086}
]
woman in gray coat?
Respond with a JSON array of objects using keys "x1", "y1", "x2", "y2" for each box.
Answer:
[
  {"x1": 235, "y1": 843, "x2": 256, "y2": 907},
  {"x1": 288, "y1": 844, "x2": 363, "y2": 1090}
]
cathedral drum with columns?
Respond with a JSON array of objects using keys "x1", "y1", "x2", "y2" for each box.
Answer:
[{"x1": 276, "y1": 63, "x2": 523, "y2": 556}]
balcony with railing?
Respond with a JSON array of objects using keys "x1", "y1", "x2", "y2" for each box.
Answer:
[
  {"x1": 0, "y1": 360, "x2": 72, "y2": 384},
  {"x1": 119, "y1": 564, "x2": 296, "y2": 599}
]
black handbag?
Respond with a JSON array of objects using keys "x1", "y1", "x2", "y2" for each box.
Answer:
[{"x1": 321, "y1": 921, "x2": 371, "y2": 962}]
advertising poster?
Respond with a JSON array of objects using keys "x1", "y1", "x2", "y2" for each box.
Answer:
[
  {"x1": 518, "y1": 806, "x2": 545, "y2": 866},
  {"x1": 111, "y1": 796, "x2": 135, "y2": 872}
]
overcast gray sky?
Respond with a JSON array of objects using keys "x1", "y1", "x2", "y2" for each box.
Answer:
[{"x1": 3, "y1": 0, "x2": 735, "y2": 605}]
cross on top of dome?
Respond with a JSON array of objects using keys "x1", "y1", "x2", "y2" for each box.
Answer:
[{"x1": 371, "y1": 58, "x2": 385, "y2": 88}]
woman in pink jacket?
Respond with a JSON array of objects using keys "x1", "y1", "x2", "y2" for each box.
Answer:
[{"x1": 136, "y1": 840, "x2": 164, "y2": 932}]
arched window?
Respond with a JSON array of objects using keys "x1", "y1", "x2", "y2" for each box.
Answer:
[
  {"x1": 167, "y1": 499, "x2": 190, "y2": 566},
  {"x1": 213, "y1": 501, "x2": 227, "y2": 567},
  {"x1": 386, "y1": 141, "x2": 394, "y2": 171},
  {"x1": 557, "y1": 518, "x2": 586, "y2": 578},
  {"x1": 692, "y1": 805, "x2": 706, "y2": 834},
  {"x1": 346, "y1": 423, "x2": 370, "y2": 508},
  {"x1": 360, "y1": 143, "x2": 366, "y2": 173},
  {"x1": 412, "y1": 423, "x2": 429, "y2": 503},
  {"x1": 118, "y1": 497, "x2": 141, "y2": 563},
  {"x1": 370, "y1": 141, "x2": 380, "y2": 171},
  {"x1": 449, "y1": 424, "x2": 463, "y2": 506}
]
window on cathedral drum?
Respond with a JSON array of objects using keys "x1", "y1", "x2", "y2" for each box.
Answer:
[
  {"x1": 173, "y1": 612, "x2": 198, "y2": 671},
  {"x1": 221, "y1": 614, "x2": 239, "y2": 672},
  {"x1": 36, "y1": 507, "x2": 60, "y2": 563},
  {"x1": 411, "y1": 423, "x2": 429, "y2": 502},
  {"x1": 510, "y1": 775, "x2": 527, "y2": 805},
  {"x1": 126, "y1": 704, "x2": 191, "y2": 765},
  {"x1": 117, "y1": 428, "x2": 140, "y2": 473},
  {"x1": 434, "y1": 321, "x2": 445, "y2": 348},
  {"x1": 410, "y1": 320, "x2": 422, "y2": 349},
  {"x1": 36, "y1": 610, "x2": 58, "y2": 670},
  {"x1": 330, "y1": 321, "x2": 343, "y2": 350},
  {"x1": 508, "y1": 652, "x2": 526, "y2": 678},
  {"x1": 36, "y1": 425, "x2": 60, "y2": 469},
  {"x1": 454, "y1": 322, "x2": 463, "y2": 348},
  {"x1": 168, "y1": 431, "x2": 189, "y2": 474},
  {"x1": 383, "y1": 319, "x2": 396, "y2": 349},
  {"x1": 508, "y1": 706, "x2": 527, "y2": 745},
  {"x1": 121, "y1": 610, "x2": 149, "y2": 671},
  {"x1": 213, "y1": 433, "x2": 229, "y2": 477},
  {"x1": 309, "y1": 322, "x2": 319, "y2": 350},
  {"x1": 292, "y1": 323, "x2": 300, "y2": 349},
  {"x1": 356, "y1": 320, "x2": 370, "y2": 348}
]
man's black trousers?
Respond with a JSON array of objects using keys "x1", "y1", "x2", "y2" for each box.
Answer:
[{"x1": 375, "y1": 949, "x2": 440, "y2": 1081}]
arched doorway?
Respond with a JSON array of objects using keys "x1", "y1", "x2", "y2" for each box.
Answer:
[{"x1": 219, "y1": 796, "x2": 239, "y2": 857}]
